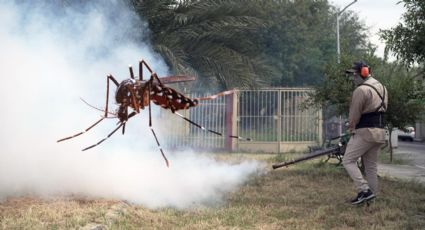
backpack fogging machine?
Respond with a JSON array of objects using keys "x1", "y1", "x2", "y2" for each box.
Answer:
[{"x1": 272, "y1": 134, "x2": 350, "y2": 170}]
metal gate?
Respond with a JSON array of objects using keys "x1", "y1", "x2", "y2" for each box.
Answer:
[
  {"x1": 237, "y1": 89, "x2": 322, "y2": 153},
  {"x1": 160, "y1": 92, "x2": 228, "y2": 151},
  {"x1": 161, "y1": 88, "x2": 322, "y2": 153}
]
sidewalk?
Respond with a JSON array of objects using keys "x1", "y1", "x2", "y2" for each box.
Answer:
[{"x1": 378, "y1": 141, "x2": 425, "y2": 185}]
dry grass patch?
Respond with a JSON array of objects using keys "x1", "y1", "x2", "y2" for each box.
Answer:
[{"x1": 1, "y1": 153, "x2": 424, "y2": 229}]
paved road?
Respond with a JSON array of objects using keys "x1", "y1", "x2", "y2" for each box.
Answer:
[{"x1": 378, "y1": 141, "x2": 425, "y2": 184}]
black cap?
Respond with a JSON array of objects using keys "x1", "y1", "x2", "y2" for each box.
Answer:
[{"x1": 345, "y1": 60, "x2": 368, "y2": 74}]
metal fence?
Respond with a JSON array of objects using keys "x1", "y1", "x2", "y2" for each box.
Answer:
[
  {"x1": 161, "y1": 93, "x2": 227, "y2": 150},
  {"x1": 161, "y1": 88, "x2": 322, "y2": 152},
  {"x1": 238, "y1": 89, "x2": 320, "y2": 142}
]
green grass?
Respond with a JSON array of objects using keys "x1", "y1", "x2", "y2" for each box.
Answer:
[
  {"x1": 1, "y1": 153, "x2": 424, "y2": 229},
  {"x1": 378, "y1": 148, "x2": 410, "y2": 165}
]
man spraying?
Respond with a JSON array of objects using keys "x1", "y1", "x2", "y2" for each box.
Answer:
[{"x1": 343, "y1": 60, "x2": 388, "y2": 205}]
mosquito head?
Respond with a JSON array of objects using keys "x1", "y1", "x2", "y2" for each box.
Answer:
[{"x1": 115, "y1": 79, "x2": 135, "y2": 104}]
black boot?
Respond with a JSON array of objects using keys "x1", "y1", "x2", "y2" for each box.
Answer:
[{"x1": 350, "y1": 189, "x2": 375, "y2": 205}]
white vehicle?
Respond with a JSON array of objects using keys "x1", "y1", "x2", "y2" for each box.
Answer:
[{"x1": 398, "y1": 126, "x2": 415, "y2": 141}]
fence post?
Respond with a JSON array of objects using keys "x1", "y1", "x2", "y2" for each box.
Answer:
[
  {"x1": 318, "y1": 109, "x2": 323, "y2": 145},
  {"x1": 225, "y1": 92, "x2": 235, "y2": 151},
  {"x1": 277, "y1": 90, "x2": 282, "y2": 153}
]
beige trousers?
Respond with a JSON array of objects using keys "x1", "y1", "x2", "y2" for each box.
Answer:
[{"x1": 342, "y1": 133, "x2": 382, "y2": 194}]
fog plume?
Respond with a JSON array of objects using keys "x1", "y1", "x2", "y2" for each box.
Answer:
[{"x1": 0, "y1": 0, "x2": 263, "y2": 209}]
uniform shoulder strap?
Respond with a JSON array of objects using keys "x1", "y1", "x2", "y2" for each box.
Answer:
[{"x1": 360, "y1": 83, "x2": 387, "y2": 111}]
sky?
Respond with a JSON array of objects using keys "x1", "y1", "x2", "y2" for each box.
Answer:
[{"x1": 331, "y1": 0, "x2": 406, "y2": 59}]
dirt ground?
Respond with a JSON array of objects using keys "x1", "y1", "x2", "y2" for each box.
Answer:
[{"x1": 378, "y1": 141, "x2": 425, "y2": 184}]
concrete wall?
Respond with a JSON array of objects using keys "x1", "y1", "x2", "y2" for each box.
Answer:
[
  {"x1": 415, "y1": 122, "x2": 425, "y2": 141},
  {"x1": 238, "y1": 141, "x2": 318, "y2": 153}
]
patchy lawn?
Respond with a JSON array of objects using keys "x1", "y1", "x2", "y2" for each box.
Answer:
[{"x1": 1, "y1": 153, "x2": 424, "y2": 229}]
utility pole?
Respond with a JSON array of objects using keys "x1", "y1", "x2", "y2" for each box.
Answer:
[
  {"x1": 337, "y1": 0, "x2": 357, "y2": 136},
  {"x1": 337, "y1": 0, "x2": 357, "y2": 64}
]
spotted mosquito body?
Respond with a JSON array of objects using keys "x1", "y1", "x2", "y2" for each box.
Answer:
[{"x1": 57, "y1": 59, "x2": 250, "y2": 167}]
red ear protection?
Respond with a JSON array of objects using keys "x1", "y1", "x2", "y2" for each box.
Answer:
[{"x1": 360, "y1": 66, "x2": 369, "y2": 78}]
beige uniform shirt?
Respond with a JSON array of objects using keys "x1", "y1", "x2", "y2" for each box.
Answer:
[{"x1": 348, "y1": 77, "x2": 388, "y2": 143}]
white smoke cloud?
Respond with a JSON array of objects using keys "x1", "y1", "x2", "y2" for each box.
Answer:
[{"x1": 0, "y1": 0, "x2": 264, "y2": 209}]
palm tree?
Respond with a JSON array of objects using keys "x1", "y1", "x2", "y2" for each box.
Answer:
[{"x1": 131, "y1": 0, "x2": 277, "y2": 91}]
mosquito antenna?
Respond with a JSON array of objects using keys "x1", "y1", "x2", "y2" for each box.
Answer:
[{"x1": 80, "y1": 97, "x2": 117, "y2": 118}]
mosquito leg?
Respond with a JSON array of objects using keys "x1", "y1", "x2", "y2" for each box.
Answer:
[
  {"x1": 82, "y1": 112, "x2": 136, "y2": 151},
  {"x1": 139, "y1": 59, "x2": 153, "y2": 74},
  {"x1": 139, "y1": 60, "x2": 164, "y2": 86},
  {"x1": 146, "y1": 79, "x2": 169, "y2": 167},
  {"x1": 57, "y1": 117, "x2": 105, "y2": 142},
  {"x1": 126, "y1": 85, "x2": 140, "y2": 113},
  {"x1": 174, "y1": 112, "x2": 252, "y2": 141},
  {"x1": 139, "y1": 60, "x2": 143, "y2": 81},
  {"x1": 130, "y1": 65, "x2": 168, "y2": 167},
  {"x1": 150, "y1": 127, "x2": 169, "y2": 167},
  {"x1": 82, "y1": 123, "x2": 124, "y2": 151},
  {"x1": 57, "y1": 75, "x2": 119, "y2": 142},
  {"x1": 148, "y1": 81, "x2": 152, "y2": 127},
  {"x1": 174, "y1": 112, "x2": 222, "y2": 136},
  {"x1": 122, "y1": 123, "x2": 126, "y2": 135},
  {"x1": 128, "y1": 111, "x2": 137, "y2": 119},
  {"x1": 122, "y1": 107, "x2": 128, "y2": 135},
  {"x1": 152, "y1": 72, "x2": 163, "y2": 85},
  {"x1": 129, "y1": 65, "x2": 135, "y2": 79},
  {"x1": 106, "y1": 74, "x2": 119, "y2": 117}
]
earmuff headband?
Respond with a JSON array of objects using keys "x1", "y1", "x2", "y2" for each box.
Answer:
[{"x1": 360, "y1": 66, "x2": 369, "y2": 78}]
